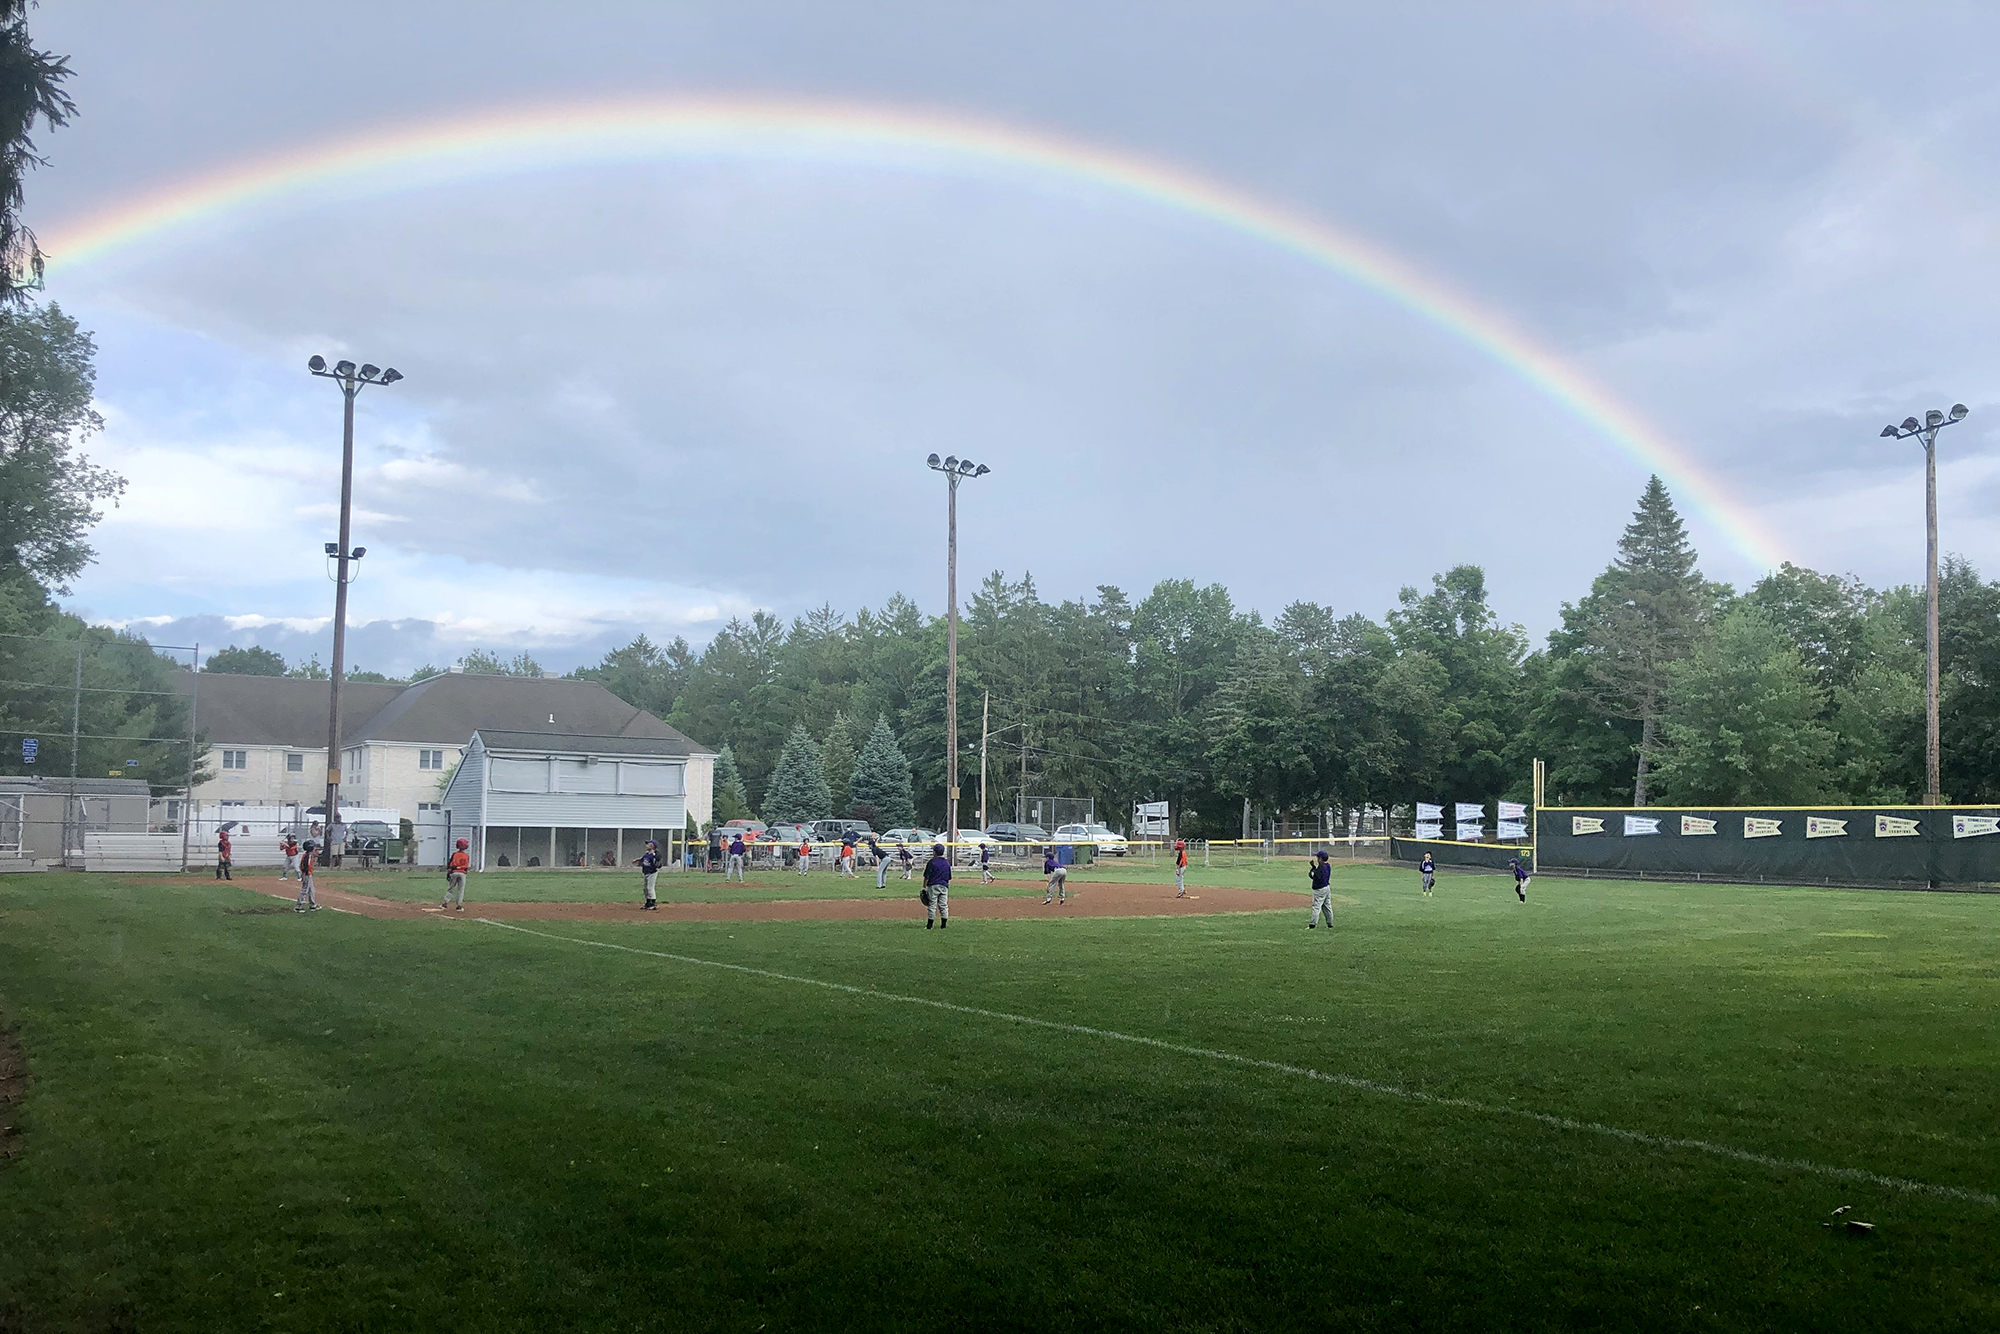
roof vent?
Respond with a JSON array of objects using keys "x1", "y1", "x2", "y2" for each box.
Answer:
[
  {"x1": 548, "y1": 713, "x2": 555, "y2": 724},
  {"x1": 447, "y1": 665, "x2": 463, "y2": 674}
]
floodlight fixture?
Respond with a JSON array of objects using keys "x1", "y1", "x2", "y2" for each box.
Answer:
[
  {"x1": 324, "y1": 542, "x2": 340, "y2": 556},
  {"x1": 972, "y1": 463, "x2": 990, "y2": 477},
  {"x1": 352, "y1": 547, "x2": 366, "y2": 559},
  {"x1": 334, "y1": 359, "x2": 357, "y2": 376},
  {"x1": 943, "y1": 455, "x2": 959, "y2": 470},
  {"x1": 359, "y1": 364, "x2": 381, "y2": 380},
  {"x1": 1878, "y1": 399, "x2": 1971, "y2": 815},
  {"x1": 380, "y1": 368, "x2": 403, "y2": 385},
  {"x1": 308, "y1": 354, "x2": 327, "y2": 372},
  {"x1": 926, "y1": 453, "x2": 941, "y2": 468}
]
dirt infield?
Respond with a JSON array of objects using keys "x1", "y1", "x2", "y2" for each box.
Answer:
[{"x1": 249, "y1": 879, "x2": 1310, "y2": 923}]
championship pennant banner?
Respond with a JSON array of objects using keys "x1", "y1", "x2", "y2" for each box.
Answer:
[{"x1": 1416, "y1": 803, "x2": 1444, "y2": 823}]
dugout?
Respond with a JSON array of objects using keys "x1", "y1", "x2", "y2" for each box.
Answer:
[
  {"x1": 1533, "y1": 806, "x2": 2000, "y2": 889},
  {"x1": 441, "y1": 730, "x2": 700, "y2": 872}
]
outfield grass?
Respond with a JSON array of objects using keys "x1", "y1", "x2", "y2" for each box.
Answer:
[{"x1": 0, "y1": 870, "x2": 1994, "y2": 1330}]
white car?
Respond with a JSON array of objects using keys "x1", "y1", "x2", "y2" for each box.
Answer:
[
  {"x1": 1055, "y1": 823, "x2": 1130, "y2": 856},
  {"x1": 883, "y1": 829, "x2": 937, "y2": 848},
  {"x1": 953, "y1": 830, "x2": 998, "y2": 848}
]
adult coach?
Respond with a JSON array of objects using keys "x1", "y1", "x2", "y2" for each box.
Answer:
[
  {"x1": 1173, "y1": 837, "x2": 1188, "y2": 897},
  {"x1": 635, "y1": 838, "x2": 662, "y2": 910},
  {"x1": 922, "y1": 842, "x2": 951, "y2": 929},
  {"x1": 443, "y1": 838, "x2": 471, "y2": 911},
  {"x1": 1419, "y1": 851, "x2": 1435, "y2": 897},
  {"x1": 1308, "y1": 850, "x2": 1334, "y2": 929},
  {"x1": 1508, "y1": 853, "x2": 1531, "y2": 902}
]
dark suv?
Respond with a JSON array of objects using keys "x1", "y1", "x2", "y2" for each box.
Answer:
[
  {"x1": 985, "y1": 823, "x2": 1050, "y2": 848},
  {"x1": 811, "y1": 819, "x2": 874, "y2": 842}
]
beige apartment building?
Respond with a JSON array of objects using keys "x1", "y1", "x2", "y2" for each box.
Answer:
[{"x1": 183, "y1": 670, "x2": 714, "y2": 828}]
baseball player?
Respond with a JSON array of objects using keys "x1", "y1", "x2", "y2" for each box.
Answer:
[
  {"x1": 868, "y1": 835, "x2": 889, "y2": 889},
  {"x1": 281, "y1": 833, "x2": 299, "y2": 881},
  {"x1": 726, "y1": 833, "x2": 747, "y2": 882},
  {"x1": 444, "y1": 837, "x2": 471, "y2": 910},
  {"x1": 1508, "y1": 853, "x2": 1531, "y2": 902},
  {"x1": 634, "y1": 838, "x2": 661, "y2": 909},
  {"x1": 1043, "y1": 848, "x2": 1068, "y2": 905},
  {"x1": 295, "y1": 839, "x2": 319, "y2": 912},
  {"x1": 1308, "y1": 850, "x2": 1334, "y2": 928},
  {"x1": 922, "y1": 842, "x2": 951, "y2": 928},
  {"x1": 840, "y1": 833, "x2": 858, "y2": 878},
  {"x1": 980, "y1": 841, "x2": 996, "y2": 884},
  {"x1": 215, "y1": 827, "x2": 233, "y2": 881},
  {"x1": 898, "y1": 841, "x2": 914, "y2": 880},
  {"x1": 1419, "y1": 851, "x2": 1435, "y2": 897},
  {"x1": 1173, "y1": 837, "x2": 1188, "y2": 897},
  {"x1": 796, "y1": 835, "x2": 812, "y2": 875}
]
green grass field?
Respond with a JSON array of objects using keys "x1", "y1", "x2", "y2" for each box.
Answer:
[{"x1": 1, "y1": 867, "x2": 1994, "y2": 1330}]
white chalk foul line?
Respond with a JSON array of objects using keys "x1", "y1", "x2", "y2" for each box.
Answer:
[{"x1": 475, "y1": 919, "x2": 1996, "y2": 1209}]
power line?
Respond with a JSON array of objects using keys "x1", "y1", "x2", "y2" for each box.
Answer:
[{"x1": 0, "y1": 678, "x2": 184, "y2": 696}]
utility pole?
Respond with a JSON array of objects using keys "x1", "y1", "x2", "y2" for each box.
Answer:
[
  {"x1": 1880, "y1": 404, "x2": 1968, "y2": 805},
  {"x1": 978, "y1": 689, "x2": 989, "y2": 833},
  {"x1": 68, "y1": 634, "x2": 82, "y2": 777},
  {"x1": 307, "y1": 356, "x2": 402, "y2": 854},
  {"x1": 924, "y1": 454, "x2": 989, "y2": 849}
]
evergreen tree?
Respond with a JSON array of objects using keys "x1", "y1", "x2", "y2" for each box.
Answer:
[
  {"x1": 569, "y1": 632, "x2": 695, "y2": 718},
  {"x1": 848, "y1": 713, "x2": 915, "y2": 830},
  {"x1": 712, "y1": 745, "x2": 752, "y2": 824},
  {"x1": 820, "y1": 711, "x2": 857, "y2": 816},
  {"x1": 759, "y1": 724, "x2": 832, "y2": 824},
  {"x1": 1576, "y1": 477, "x2": 1714, "y2": 805},
  {"x1": 1651, "y1": 607, "x2": 1833, "y2": 805},
  {"x1": 1207, "y1": 628, "x2": 1318, "y2": 824}
]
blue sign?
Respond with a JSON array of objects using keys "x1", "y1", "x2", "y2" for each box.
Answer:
[
  {"x1": 125, "y1": 759, "x2": 138, "y2": 767},
  {"x1": 21, "y1": 738, "x2": 36, "y2": 763}
]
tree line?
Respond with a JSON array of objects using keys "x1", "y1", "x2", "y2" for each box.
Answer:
[{"x1": 565, "y1": 477, "x2": 2000, "y2": 835}]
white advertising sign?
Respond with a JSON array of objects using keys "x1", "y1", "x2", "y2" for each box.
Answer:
[
  {"x1": 1743, "y1": 817, "x2": 1783, "y2": 839},
  {"x1": 1414, "y1": 822, "x2": 1443, "y2": 841},
  {"x1": 1454, "y1": 803, "x2": 1485, "y2": 823},
  {"x1": 1498, "y1": 801, "x2": 1527, "y2": 820},
  {"x1": 1624, "y1": 815, "x2": 1660, "y2": 836},
  {"x1": 1457, "y1": 823, "x2": 1484, "y2": 842},
  {"x1": 1497, "y1": 820, "x2": 1528, "y2": 840},
  {"x1": 1953, "y1": 815, "x2": 2000, "y2": 840},
  {"x1": 1680, "y1": 816, "x2": 1717, "y2": 835},
  {"x1": 1874, "y1": 815, "x2": 1921, "y2": 838},
  {"x1": 1415, "y1": 803, "x2": 1444, "y2": 822},
  {"x1": 1805, "y1": 817, "x2": 1848, "y2": 839},
  {"x1": 1572, "y1": 817, "x2": 1605, "y2": 835}
]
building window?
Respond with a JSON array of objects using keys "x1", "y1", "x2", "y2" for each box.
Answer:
[
  {"x1": 419, "y1": 802, "x2": 440, "y2": 812},
  {"x1": 220, "y1": 750, "x2": 248, "y2": 770},
  {"x1": 419, "y1": 749, "x2": 445, "y2": 770},
  {"x1": 286, "y1": 753, "x2": 304, "y2": 772}
]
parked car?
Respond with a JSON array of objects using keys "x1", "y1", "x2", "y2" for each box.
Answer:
[
  {"x1": 811, "y1": 819, "x2": 875, "y2": 843},
  {"x1": 765, "y1": 823, "x2": 814, "y2": 845},
  {"x1": 954, "y1": 829, "x2": 998, "y2": 848},
  {"x1": 985, "y1": 823, "x2": 1050, "y2": 847},
  {"x1": 883, "y1": 828, "x2": 938, "y2": 848},
  {"x1": 343, "y1": 820, "x2": 397, "y2": 856},
  {"x1": 718, "y1": 819, "x2": 768, "y2": 843},
  {"x1": 1056, "y1": 823, "x2": 1130, "y2": 856}
]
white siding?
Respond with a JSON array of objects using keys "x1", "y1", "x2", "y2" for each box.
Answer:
[
  {"x1": 489, "y1": 758, "x2": 547, "y2": 792},
  {"x1": 482, "y1": 790, "x2": 687, "y2": 828}
]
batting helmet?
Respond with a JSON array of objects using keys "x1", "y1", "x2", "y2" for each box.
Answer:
[{"x1": 456, "y1": 838, "x2": 469, "y2": 849}]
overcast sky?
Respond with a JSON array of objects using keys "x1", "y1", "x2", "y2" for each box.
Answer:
[{"x1": 30, "y1": 2, "x2": 2000, "y2": 674}]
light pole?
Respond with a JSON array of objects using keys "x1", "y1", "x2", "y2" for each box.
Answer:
[
  {"x1": 308, "y1": 355, "x2": 402, "y2": 852},
  {"x1": 926, "y1": 452, "x2": 990, "y2": 851},
  {"x1": 1880, "y1": 402, "x2": 1967, "y2": 806}
]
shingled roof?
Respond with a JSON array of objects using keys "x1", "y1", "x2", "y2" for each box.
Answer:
[{"x1": 183, "y1": 671, "x2": 710, "y2": 753}]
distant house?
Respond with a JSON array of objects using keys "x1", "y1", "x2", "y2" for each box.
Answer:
[
  {"x1": 182, "y1": 670, "x2": 714, "y2": 835},
  {"x1": 441, "y1": 730, "x2": 706, "y2": 870}
]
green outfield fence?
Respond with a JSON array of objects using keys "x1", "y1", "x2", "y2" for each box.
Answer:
[
  {"x1": 1387, "y1": 837, "x2": 1524, "y2": 871},
  {"x1": 1531, "y1": 805, "x2": 2000, "y2": 890}
]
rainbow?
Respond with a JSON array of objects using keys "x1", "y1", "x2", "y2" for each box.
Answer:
[{"x1": 39, "y1": 95, "x2": 1787, "y2": 569}]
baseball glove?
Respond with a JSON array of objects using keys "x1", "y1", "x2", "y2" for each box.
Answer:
[{"x1": 919, "y1": 887, "x2": 932, "y2": 907}]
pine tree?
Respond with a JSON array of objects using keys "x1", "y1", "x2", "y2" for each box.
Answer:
[
  {"x1": 821, "y1": 711, "x2": 858, "y2": 816},
  {"x1": 1578, "y1": 476, "x2": 1713, "y2": 805},
  {"x1": 759, "y1": 724, "x2": 832, "y2": 824},
  {"x1": 848, "y1": 713, "x2": 916, "y2": 830},
  {"x1": 712, "y1": 745, "x2": 752, "y2": 824}
]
